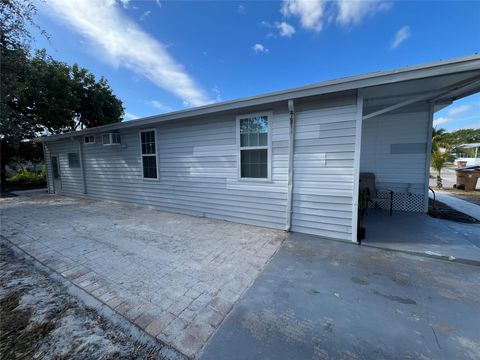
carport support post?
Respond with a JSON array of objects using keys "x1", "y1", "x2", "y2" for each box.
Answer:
[
  {"x1": 351, "y1": 91, "x2": 364, "y2": 242},
  {"x1": 423, "y1": 104, "x2": 435, "y2": 212}
]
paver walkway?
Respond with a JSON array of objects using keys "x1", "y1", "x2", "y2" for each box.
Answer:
[{"x1": 0, "y1": 194, "x2": 285, "y2": 357}]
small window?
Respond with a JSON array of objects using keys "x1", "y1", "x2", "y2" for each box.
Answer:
[
  {"x1": 68, "y1": 153, "x2": 80, "y2": 168},
  {"x1": 102, "y1": 133, "x2": 121, "y2": 145},
  {"x1": 238, "y1": 113, "x2": 270, "y2": 179},
  {"x1": 84, "y1": 135, "x2": 95, "y2": 144},
  {"x1": 140, "y1": 130, "x2": 158, "y2": 179}
]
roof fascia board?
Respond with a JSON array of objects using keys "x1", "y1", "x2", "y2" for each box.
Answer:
[{"x1": 37, "y1": 55, "x2": 480, "y2": 143}]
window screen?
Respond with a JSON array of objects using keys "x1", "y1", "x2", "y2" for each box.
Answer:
[
  {"x1": 140, "y1": 130, "x2": 157, "y2": 179},
  {"x1": 239, "y1": 115, "x2": 269, "y2": 179}
]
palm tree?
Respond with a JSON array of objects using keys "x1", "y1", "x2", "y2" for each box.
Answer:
[
  {"x1": 431, "y1": 127, "x2": 447, "y2": 152},
  {"x1": 431, "y1": 150, "x2": 449, "y2": 188}
]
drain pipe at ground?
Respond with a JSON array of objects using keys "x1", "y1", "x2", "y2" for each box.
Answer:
[{"x1": 285, "y1": 99, "x2": 296, "y2": 231}]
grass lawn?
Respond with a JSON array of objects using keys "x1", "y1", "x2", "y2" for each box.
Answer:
[{"x1": 432, "y1": 187, "x2": 480, "y2": 206}]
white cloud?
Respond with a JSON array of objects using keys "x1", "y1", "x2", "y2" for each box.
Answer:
[
  {"x1": 433, "y1": 105, "x2": 473, "y2": 127},
  {"x1": 390, "y1": 25, "x2": 411, "y2": 49},
  {"x1": 140, "y1": 10, "x2": 151, "y2": 21},
  {"x1": 277, "y1": 22, "x2": 296, "y2": 37},
  {"x1": 252, "y1": 43, "x2": 269, "y2": 53},
  {"x1": 448, "y1": 104, "x2": 470, "y2": 116},
  {"x1": 281, "y1": 0, "x2": 325, "y2": 32},
  {"x1": 45, "y1": 0, "x2": 210, "y2": 107},
  {"x1": 261, "y1": 20, "x2": 296, "y2": 38},
  {"x1": 148, "y1": 100, "x2": 173, "y2": 113},
  {"x1": 118, "y1": 0, "x2": 130, "y2": 9},
  {"x1": 212, "y1": 86, "x2": 222, "y2": 102},
  {"x1": 433, "y1": 117, "x2": 448, "y2": 127},
  {"x1": 336, "y1": 0, "x2": 392, "y2": 26},
  {"x1": 124, "y1": 112, "x2": 139, "y2": 121},
  {"x1": 238, "y1": 4, "x2": 246, "y2": 14},
  {"x1": 155, "y1": 0, "x2": 162, "y2": 8},
  {"x1": 281, "y1": 0, "x2": 391, "y2": 32}
]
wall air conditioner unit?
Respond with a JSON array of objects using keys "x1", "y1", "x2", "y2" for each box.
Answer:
[{"x1": 102, "y1": 133, "x2": 121, "y2": 146}]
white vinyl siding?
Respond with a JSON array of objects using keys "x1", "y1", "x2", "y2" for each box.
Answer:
[
  {"x1": 69, "y1": 110, "x2": 290, "y2": 229},
  {"x1": 44, "y1": 93, "x2": 359, "y2": 239},
  {"x1": 45, "y1": 141, "x2": 84, "y2": 195},
  {"x1": 360, "y1": 104, "x2": 430, "y2": 195},
  {"x1": 291, "y1": 94, "x2": 358, "y2": 241}
]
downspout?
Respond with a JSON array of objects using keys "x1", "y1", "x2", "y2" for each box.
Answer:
[
  {"x1": 42, "y1": 142, "x2": 51, "y2": 194},
  {"x1": 285, "y1": 99, "x2": 296, "y2": 231},
  {"x1": 78, "y1": 139, "x2": 87, "y2": 195}
]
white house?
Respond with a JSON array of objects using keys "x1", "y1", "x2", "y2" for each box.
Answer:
[{"x1": 37, "y1": 55, "x2": 480, "y2": 242}]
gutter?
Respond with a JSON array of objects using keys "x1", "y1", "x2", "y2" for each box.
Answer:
[
  {"x1": 285, "y1": 99, "x2": 296, "y2": 231},
  {"x1": 42, "y1": 142, "x2": 51, "y2": 194}
]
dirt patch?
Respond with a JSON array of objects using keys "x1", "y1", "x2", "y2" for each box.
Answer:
[
  {"x1": 428, "y1": 199, "x2": 479, "y2": 224},
  {"x1": 0, "y1": 244, "x2": 169, "y2": 360}
]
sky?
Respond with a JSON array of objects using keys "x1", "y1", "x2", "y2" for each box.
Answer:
[{"x1": 30, "y1": 0, "x2": 480, "y2": 131}]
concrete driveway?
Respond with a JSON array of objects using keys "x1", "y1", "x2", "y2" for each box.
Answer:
[
  {"x1": 0, "y1": 194, "x2": 285, "y2": 357},
  {"x1": 201, "y1": 234, "x2": 480, "y2": 360}
]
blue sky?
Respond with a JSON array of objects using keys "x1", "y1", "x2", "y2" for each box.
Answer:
[{"x1": 31, "y1": 0, "x2": 480, "y2": 131}]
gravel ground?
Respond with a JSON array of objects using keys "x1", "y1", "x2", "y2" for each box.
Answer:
[{"x1": 0, "y1": 243, "x2": 167, "y2": 360}]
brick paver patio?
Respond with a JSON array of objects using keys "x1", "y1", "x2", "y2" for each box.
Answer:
[{"x1": 1, "y1": 194, "x2": 285, "y2": 357}]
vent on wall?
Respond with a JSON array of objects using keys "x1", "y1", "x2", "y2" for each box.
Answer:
[{"x1": 390, "y1": 143, "x2": 426, "y2": 154}]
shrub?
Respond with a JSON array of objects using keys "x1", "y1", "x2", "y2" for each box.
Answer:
[{"x1": 7, "y1": 168, "x2": 46, "y2": 188}]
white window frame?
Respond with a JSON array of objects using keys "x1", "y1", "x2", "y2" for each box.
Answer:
[
  {"x1": 102, "y1": 133, "x2": 121, "y2": 146},
  {"x1": 139, "y1": 129, "x2": 159, "y2": 180},
  {"x1": 236, "y1": 111, "x2": 272, "y2": 181},
  {"x1": 84, "y1": 135, "x2": 95, "y2": 144}
]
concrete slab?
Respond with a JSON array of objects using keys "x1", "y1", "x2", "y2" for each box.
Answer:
[
  {"x1": 432, "y1": 191, "x2": 480, "y2": 221},
  {"x1": 0, "y1": 194, "x2": 286, "y2": 358},
  {"x1": 363, "y1": 210, "x2": 480, "y2": 265},
  {"x1": 201, "y1": 234, "x2": 480, "y2": 360}
]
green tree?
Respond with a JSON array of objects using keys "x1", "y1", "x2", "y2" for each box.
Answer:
[{"x1": 1, "y1": 0, "x2": 124, "y2": 192}]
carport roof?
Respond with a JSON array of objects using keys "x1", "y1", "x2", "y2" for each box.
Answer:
[{"x1": 37, "y1": 54, "x2": 480, "y2": 143}]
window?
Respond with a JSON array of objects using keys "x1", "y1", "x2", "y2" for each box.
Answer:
[
  {"x1": 102, "y1": 133, "x2": 121, "y2": 145},
  {"x1": 84, "y1": 135, "x2": 95, "y2": 144},
  {"x1": 237, "y1": 113, "x2": 271, "y2": 179},
  {"x1": 68, "y1": 153, "x2": 80, "y2": 168},
  {"x1": 140, "y1": 130, "x2": 158, "y2": 179}
]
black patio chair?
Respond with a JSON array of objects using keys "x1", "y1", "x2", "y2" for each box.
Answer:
[{"x1": 359, "y1": 172, "x2": 394, "y2": 216}]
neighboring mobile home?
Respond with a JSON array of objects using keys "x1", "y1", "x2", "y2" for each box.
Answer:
[{"x1": 38, "y1": 56, "x2": 480, "y2": 242}]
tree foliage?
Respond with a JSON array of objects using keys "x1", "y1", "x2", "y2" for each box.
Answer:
[
  {"x1": 1, "y1": 0, "x2": 124, "y2": 191},
  {"x1": 431, "y1": 127, "x2": 480, "y2": 153}
]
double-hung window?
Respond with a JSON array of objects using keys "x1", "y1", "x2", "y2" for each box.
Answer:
[
  {"x1": 140, "y1": 130, "x2": 158, "y2": 179},
  {"x1": 237, "y1": 113, "x2": 271, "y2": 179}
]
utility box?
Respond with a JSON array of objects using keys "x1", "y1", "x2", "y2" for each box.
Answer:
[{"x1": 455, "y1": 166, "x2": 480, "y2": 191}]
